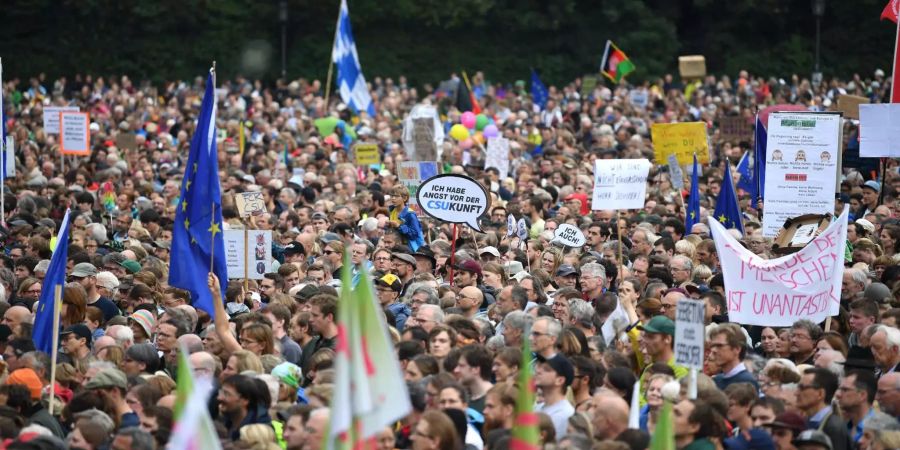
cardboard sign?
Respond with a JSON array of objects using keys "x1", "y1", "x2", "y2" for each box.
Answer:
[
  {"x1": 629, "y1": 89, "x2": 649, "y2": 109},
  {"x1": 412, "y1": 117, "x2": 438, "y2": 161},
  {"x1": 667, "y1": 154, "x2": 685, "y2": 190},
  {"x1": 354, "y1": 143, "x2": 380, "y2": 166},
  {"x1": 762, "y1": 112, "x2": 841, "y2": 237},
  {"x1": 860, "y1": 103, "x2": 900, "y2": 158},
  {"x1": 235, "y1": 192, "x2": 267, "y2": 218},
  {"x1": 709, "y1": 206, "x2": 847, "y2": 327},
  {"x1": 43, "y1": 106, "x2": 79, "y2": 134},
  {"x1": 581, "y1": 75, "x2": 599, "y2": 98},
  {"x1": 115, "y1": 133, "x2": 137, "y2": 151},
  {"x1": 674, "y1": 298, "x2": 706, "y2": 370},
  {"x1": 224, "y1": 229, "x2": 273, "y2": 280},
  {"x1": 678, "y1": 55, "x2": 707, "y2": 79},
  {"x1": 59, "y1": 112, "x2": 91, "y2": 156},
  {"x1": 551, "y1": 224, "x2": 587, "y2": 248},
  {"x1": 417, "y1": 174, "x2": 491, "y2": 232},
  {"x1": 485, "y1": 137, "x2": 510, "y2": 180},
  {"x1": 836, "y1": 94, "x2": 869, "y2": 120},
  {"x1": 651, "y1": 122, "x2": 710, "y2": 165},
  {"x1": 591, "y1": 159, "x2": 651, "y2": 210},
  {"x1": 719, "y1": 116, "x2": 753, "y2": 143}
]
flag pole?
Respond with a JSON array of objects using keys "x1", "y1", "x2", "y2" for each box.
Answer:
[
  {"x1": 892, "y1": 13, "x2": 900, "y2": 102},
  {"x1": 210, "y1": 61, "x2": 218, "y2": 271},
  {"x1": 1, "y1": 56, "x2": 5, "y2": 228},
  {"x1": 325, "y1": 1, "x2": 341, "y2": 110},
  {"x1": 47, "y1": 284, "x2": 62, "y2": 416}
]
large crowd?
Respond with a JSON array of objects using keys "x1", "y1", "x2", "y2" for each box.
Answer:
[{"x1": 0, "y1": 67, "x2": 894, "y2": 450}]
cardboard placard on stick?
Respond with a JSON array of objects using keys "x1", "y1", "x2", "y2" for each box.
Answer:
[
  {"x1": 678, "y1": 55, "x2": 707, "y2": 79},
  {"x1": 59, "y1": 112, "x2": 91, "y2": 156},
  {"x1": 719, "y1": 116, "x2": 753, "y2": 143},
  {"x1": 354, "y1": 143, "x2": 380, "y2": 166},
  {"x1": 234, "y1": 192, "x2": 267, "y2": 218},
  {"x1": 836, "y1": 94, "x2": 869, "y2": 120},
  {"x1": 115, "y1": 133, "x2": 137, "y2": 151},
  {"x1": 412, "y1": 118, "x2": 437, "y2": 161}
]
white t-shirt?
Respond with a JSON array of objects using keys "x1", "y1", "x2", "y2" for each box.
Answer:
[{"x1": 536, "y1": 398, "x2": 574, "y2": 441}]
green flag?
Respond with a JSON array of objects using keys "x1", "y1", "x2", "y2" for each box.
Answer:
[
  {"x1": 174, "y1": 344, "x2": 193, "y2": 421},
  {"x1": 649, "y1": 401, "x2": 676, "y2": 450},
  {"x1": 510, "y1": 336, "x2": 539, "y2": 450}
]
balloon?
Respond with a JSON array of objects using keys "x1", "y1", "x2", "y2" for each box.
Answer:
[
  {"x1": 483, "y1": 124, "x2": 499, "y2": 138},
  {"x1": 472, "y1": 133, "x2": 485, "y2": 145},
  {"x1": 460, "y1": 138, "x2": 474, "y2": 149},
  {"x1": 450, "y1": 124, "x2": 470, "y2": 141},
  {"x1": 461, "y1": 112, "x2": 476, "y2": 129},
  {"x1": 475, "y1": 114, "x2": 489, "y2": 131}
]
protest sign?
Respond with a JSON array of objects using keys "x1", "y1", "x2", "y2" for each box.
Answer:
[
  {"x1": 678, "y1": 55, "x2": 707, "y2": 79},
  {"x1": 412, "y1": 118, "x2": 438, "y2": 161},
  {"x1": 399, "y1": 161, "x2": 438, "y2": 214},
  {"x1": 708, "y1": 206, "x2": 847, "y2": 327},
  {"x1": 600, "y1": 302, "x2": 630, "y2": 346},
  {"x1": 719, "y1": 116, "x2": 753, "y2": 143},
  {"x1": 551, "y1": 223, "x2": 586, "y2": 248},
  {"x1": 417, "y1": 174, "x2": 490, "y2": 232},
  {"x1": 485, "y1": 137, "x2": 510, "y2": 179},
  {"x1": 836, "y1": 94, "x2": 869, "y2": 120},
  {"x1": 674, "y1": 299, "x2": 705, "y2": 370},
  {"x1": 859, "y1": 103, "x2": 900, "y2": 158},
  {"x1": 115, "y1": 133, "x2": 137, "y2": 151},
  {"x1": 762, "y1": 112, "x2": 841, "y2": 237},
  {"x1": 506, "y1": 214, "x2": 516, "y2": 237},
  {"x1": 581, "y1": 75, "x2": 598, "y2": 98},
  {"x1": 402, "y1": 104, "x2": 442, "y2": 161},
  {"x1": 651, "y1": 122, "x2": 710, "y2": 165},
  {"x1": 4, "y1": 136, "x2": 13, "y2": 178},
  {"x1": 234, "y1": 192, "x2": 267, "y2": 218},
  {"x1": 42, "y1": 106, "x2": 79, "y2": 134},
  {"x1": 517, "y1": 218, "x2": 528, "y2": 241},
  {"x1": 59, "y1": 112, "x2": 90, "y2": 156},
  {"x1": 591, "y1": 159, "x2": 651, "y2": 210},
  {"x1": 354, "y1": 143, "x2": 380, "y2": 166},
  {"x1": 667, "y1": 154, "x2": 685, "y2": 190},
  {"x1": 629, "y1": 89, "x2": 649, "y2": 109},
  {"x1": 224, "y1": 229, "x2": 272, "y2": 280}
]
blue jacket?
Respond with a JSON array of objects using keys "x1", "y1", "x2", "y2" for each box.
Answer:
[{"x1": 389, "y1": 205, "x2": 425, "y2": 252}]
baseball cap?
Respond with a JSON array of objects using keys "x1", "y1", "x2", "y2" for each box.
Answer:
[
  {"x1": 479, "y1": 246, "x2": 501, "y2": 258},
  {"x1": 85, "y1": 368, "x2": 128, "y2": 390},
  {"x1": 283, "y1": 241, "x2": 306, "y2": 256},
  {"x1": 391, "y1": 253, "x2": 417, "y2": 268},
  {"x1": 272, "y1": 362, "x2": 303, "y2": 389},
  {"x1": 376, "y1": 274, "x2": 402, "y2": 292},
  {"x1": 792, "y1": 430, "x2": 832, "y2": 450},
  {"x1": 723, "y1": 429, "x2": 776, "y2": 450},
  {"x1": 118, "y1": 260, "x2": 142, "y2": 274},
  {"x1": 71, "y1": 263, "x2": 98, "y2": 278},
  {"x1": 537, "y1": 354, "x2": 575, "y2": 387},
  {"x1": 311, "y1": 212, "x2": 328, "y2": 221},
  {"x1": 60, "y1": 324, "x2": 93, "y2": 346},
  {"x1": 556, "y1": 264, "x2": 577, "y2": 277},
  {"x1": 7, "y1": 368, "x2": 43, "y2": 400},
  {"x1": 504, "y1": 261, "x2": 525, "y2": 277},
  {"x1": 767, "y1": 411, "x2": 807, "y2": 432},
  {"x1": 863, "y1": 180, "x2": 882, "y2": 193},
  {"x1": 638, "y1": 316, "x2": 675, "y2": 336},
  {"x1": 95, "y1": 272, "x2": 120, "y2": 290},
  {"x1": 856, "y1": 219, "x2": 876, "y2": 234},
  {"x1": 294, "y1": 284, "x2": 320, "y2": 303},
  {"x1": 320, "y1": 232, "x2": 341, "y2": 244},
  {"x1": 454, "y1": 259, "x2": 482, "y2": 276}
]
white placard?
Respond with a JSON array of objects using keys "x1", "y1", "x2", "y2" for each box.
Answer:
[
  {"x1": 789, "y1": 223, "x2": 819, "y2": 246},
  {"x1": 416, "y1": 174, "x2": 490, "y2": 232},
  {"x1": 761, "y1": 112, "x2": 840, "y2": 237},
  {"x1": 59, "y1": 112, "x2": 90, "y2": 155},
  {"x1": 860, "y1": 103, "x2": 900, "y2": 157},
  {"x1": 551, "y1": 223, "x2": 587, "y2": 248},
  {"x1": 591, "y1": 159, "x2": 651, "y2": 210},
  {"x1": 485, "y1": 137, "x2": 510, "y2": 180},
  {"x1": 601, "y1": 302, "x2": 630, "y2": 346},
  {"x1": 506, "y1": 214, "x2": 516, "y2": 237},
  {"x1": 235, "y1": 192, "x2": 267, "y2": 218},
  {"x1": 3, "y1": 136, "x2": 14, "y2": 178},
  {"x1": 674, "y1": 298, "x2": 706, "y2": 370},
  {"x1": 224, "y1": 229, "x2": 273, "y2": 280},
  {"x1": 43, "y1": 106, "x2": 79, "y2": 134},
  {"x1": 667, "y1": 154, "x2": 685, "y2": 190},
  {"x1": 709, "y1": 206, "x2": 847, "y2": 327}
]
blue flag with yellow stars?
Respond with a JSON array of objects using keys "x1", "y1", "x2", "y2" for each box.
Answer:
[
  {"x1": 531, "y1": 69, "x2": 548, "y2": 110},
  {"x1": 736, "y1": 151, "x2": 756, "y2": 201},
  {"x1": 169, "y1": 71, "x2": 228, "y2": 315},
  {"x1": 713, "y1": 160, "x2": 745, "y2": 235},
  {"x1": 685, "y1": 154, "x2": 701, "y2": 233},
  {"x1": 33, "y1": 209, "x2": 71, "y2": 354}
]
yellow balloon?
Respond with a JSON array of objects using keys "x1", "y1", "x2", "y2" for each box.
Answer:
[
  {"x1": 450, "y1": 124, "x2": 470, "y2": 141},
  {"x1": 472, "y1": 133, "x2": 485, "y2": 145}
]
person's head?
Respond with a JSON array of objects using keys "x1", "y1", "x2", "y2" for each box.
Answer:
[
  {"x1": 427, "y1": 325, "x2": 456, "y2": 359},
  {"x1": 750, "y1": 396, "x2": 785, "y2": 428},
  {"x1": 849, "y1": 299, "x2": 880, "y2": 334},
  {"x1": 639, "y1": 316, "x2": 675, "y2": 361},
  {"x1": 836, "y1": 369, "x2": 876, "y2": 414},
  {"x1": 452, "y1": 344, "x2": 492, "y2": 385},
  {"x1": 790, "y1": 319, "x2": 823, "y2": 356},
  {"x1": 217, "y1": 374, "x2": 271, "y2": 418},
  {"x1": 530, "y1": 316, "x2": 561, "y2": 357},
  {"x1": 239, "y1": 322, "x2": 275, "y2": 355},
  {"x1": 674, "y1": 398, "x2": 726, "y2": 443},
  {"x1": 309, "y1": 294, "x2": 337, "y2": 335},
  {"x1": 588, "y1": 393, "x2": 630, "y2": 440},
  {"x1": 871, "y1": 325, "x2": 900, "y2": 371},
  {"x1": 303, "y1": 408, "x2": 330, "y2": 450},
  {"x1": 708, "y1": 323, "x2": 745, "y2": 370},
  {"x1": 535, "y1": 353, "x2": 574, "y2": 396},
  {"x1": 437, "y1": 382, "x2": 468, "y2": 410},
  {"x1": 860, "y1": 411, "x2": 900, "y2": 450},
  {"x1": 796, "y1": 367, "x2": 838, "y2": 413},
  {"x1": 877, "y1": 373, "x2": 900, "y2": 416},
  {"x1": 483, "y1": 382, "x2": 516, "y2": 432},
  {"x1": 110, "y1": 427, "x2": 155, "y2": 450},
  {"x1": 724, "y1": 382, "x2": 758, "y2": 423},
  {"x1": 411, "y1": 410, "x2": 461, "y2": 450},
  {"x1": 501, "y1": 310, "x2": 533, "y2": 348}
]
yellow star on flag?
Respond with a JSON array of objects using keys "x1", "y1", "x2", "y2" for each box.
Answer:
[
  {"x1": 208, "y1": 221, "x2": 221, "y2": 237},
  {"x1": 193, "y1": 163, "x2": 198, "y2": 174},
  {"x1": 689, "y1": 211, "x2": 696, "y2": 219},
  {"x1": 184, "y1": 218, "x2": 190, "y2": 229},
  {"x1": 181, "y1": 200, "x2": 188, "y2": 212},
  {"x1": 186, "y1": 179, "x2": 192, "y2": 191},
  {"x1": 718, "y1": 215, "x2": 728, "y2": 223}
]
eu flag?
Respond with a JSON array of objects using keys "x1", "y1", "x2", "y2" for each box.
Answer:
[
  {"x1": 169, "y1": 71, "x2": 228, "y2": 315},
  {"x1": 713, "y1": 161, "x2": 745, "y2": 235},
  {"x1": 33, "y1": 209, "x2": 71, "y2": 354},
  {"x1": 736, "y1": 151, "x2": 756, "y2": 201},
  {"x1": 531, "y1": 69, "x2": 549, "y2": 110},
  {"x1": 753, "y1": 115, "x2": 767, "y2": 202},
  {"x1": 685, "y1": 154, "x2": 701, "y2": 233}
]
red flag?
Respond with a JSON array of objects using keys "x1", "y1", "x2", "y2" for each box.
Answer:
[{"x1": 883, "y1": 0, "x2": 899, "y2": 22}]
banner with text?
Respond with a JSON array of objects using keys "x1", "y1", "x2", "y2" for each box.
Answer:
[
  {"x1": 591, "y1": 159, "x2": 651, "y2": 210},
  {"x1": 761, "y1": 112, "x2": 840, "y2": 237},
  {"x1": 651, "y1": 122, "x2": 710, "y2": 165},
  {"x1": 709, "y1": 206, "x2": 847, "y2": 327},
  {"x1": 224, "y1": 229, "x2": 273, "y2": 280}
]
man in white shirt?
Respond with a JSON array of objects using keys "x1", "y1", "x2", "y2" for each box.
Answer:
[{"x1": 535, "y1": 353, "x2": 575, "y2": 441}]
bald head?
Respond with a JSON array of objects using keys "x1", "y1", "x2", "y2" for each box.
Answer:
[
  {"x1": 93, "y1": 336, "x2": 116, "y2": 354},
  {"x1": 878, "y1": 373, "x2": 900, "y2": 416},
  {"x1": 4, "y1": 306, "x2": 32, "y2": 337},
  {"x1": 189, "y1": 351, "x2": 217, "y2": 376},
  {"x1": 178, "y1": 334, "x2": 204, "y2": 354},
  {"x1": 106, "y1": 324, "x2": 134, "y2": 349},
  {"x1": 459, "y1": 286, "x2": 483, "y2": 313},
  {"x1": 590, "y1": 393, "x2": 630, "y2": 440},
  {"x1": 157, "y1": 394, "x2": 176, "y2": 410}
]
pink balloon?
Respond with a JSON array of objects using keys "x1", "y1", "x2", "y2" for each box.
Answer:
[
  {"x1": 460, "y1": 138, "x2": 474, "y2": 149},
  {"x1": 461, "y1": 112, "x2": 476, "y2": 129},
  {"x1": 483, "y1": 124, "x2": 499, "y2": 138}
]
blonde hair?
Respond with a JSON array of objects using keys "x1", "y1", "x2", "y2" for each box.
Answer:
[
  {"x1": 230, "y1": 350, "x2": 265, "y2": 375},
  {"x1": 238, "y1": 423, "x2": 281, "y2": 450},
  {"x1": 675, "y1": 239, "x2": 696, "y2": 258},
  {"x1": 691, "y1": 264, "x2": 713, "y2": 284}
]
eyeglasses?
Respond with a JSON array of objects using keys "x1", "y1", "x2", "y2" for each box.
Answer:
[
  {"x1": 24, "y1": 288, "x2": 41, "y2": 295},
  {"x1": 797, "y1": 383, "x2": 819, "y2": 391},
  {"x1": 531, "y1": 330, "x2": 549, "y2": 337},
  {"x1": 323, "y1": 250, "x2": 336, "y2": 255},
  {"x1": 374, "y1": 257, "x2": 390, "y2": 262}
]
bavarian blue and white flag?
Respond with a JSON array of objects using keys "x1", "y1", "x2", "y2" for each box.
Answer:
[{"x1": 332, "y1": 0, "x2": 376, "y2": 117}]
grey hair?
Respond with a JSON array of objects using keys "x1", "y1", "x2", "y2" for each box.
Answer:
[
  {"x1": 19, "y1": 351, "x2": 49, "y2": 374},
  {"x1": 580, "y1": 262, "x2": 607, "y2": 286},
  {"x1": 85, "y1": 223, "x2": 109, "y2": 244},
  {"x1": 536, "y1": 316, "x2": 562, "y2": 340},
  {"x1": 352, "y1": 237, "x2": 374, "y2": 255},
  {"x1": 486, "y1": 335, "x2": 506, "y2": 352},
  {"x1": 405, "y1": 283, "x2": 439, "y2": 306},
  {"x1": 114, "y1": 427, "x2": 155, "y2": 450},
  {"x1": 791, "y1": 319, "x2": 824, "y2": 342},
  {"x1": 847, "y1": 267, "x2": 868, "y2": 287},
  {"x1": 419, "y1": 304, "x2": 444, "y2": 324},
  {"x1": 502, "y1": 311, "x2": 534, "y2": 333},
  {"x1": 568, "y1": 299, "x2": 595, "y2": 329},
  {"x1": 106, "y1": 325, "x2": 135, "y2": 348},
  {"x1": 671, "y1": 254, "x2": 693, "y2": 272},
  {"x1": 73, "y1": 408, "x2": 116, "y2": 435},
  {"x1": 877, "y1": 325, "x2": 900, "y2": 351},
  {"x1": 87, "y1": 361, "x2": 117, "y2": 371},
  {"x1": 864, "y1": 411, "x2": 900, "y2": 434}
]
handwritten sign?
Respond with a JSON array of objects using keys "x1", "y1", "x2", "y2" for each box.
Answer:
[
  {"x1": 860, "y1": 103, "x2": 900, "y2": 158},
  {"x1": 60, "y1": 112, "x2": 91, "y2": 156},
  {"x1": 551, "y1": 224, "x2": 587, "y2": 248},
  {"x1": 591, "y1": 159, "x2": 651, "y2": 210},
  {"x1": 674, "y1": 299, "x2": 706, "y2": 370},
  {"x1": 709, "y1": 206, "x2": 848, "y2": 327},
  {"x1": 667, "y1": 154, "x2": 685, "y2": 190},
  {"x1": 224, "y1": 230, "x2": 272, "y2": 279},
  {"x1": 235, "y1": 192, "x2": 267, "y2": 218},
  {"x1": 354, "y1": 143, "x2": 380, "y2": 166},
  {"x1": 651, "y1": 123, "x2": 710, "y2": 165},
  {"x1": 836, "y1": 94, "x2": 870, "y2": 120},
  {"x1": 485, "y1": 137, "x2": 510, "y2": 179},
  {"x1": 43, "y1": 106, "x2": 79, "y2": 134},
  {"x1": 417, "y1": 174, "x2": 491, "y2": 232}
]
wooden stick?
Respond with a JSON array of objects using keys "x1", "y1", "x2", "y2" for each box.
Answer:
[
  {"x1": 617, "y1": 211, "x2": 624, "y2": 279},
  {"x1": 48, "y1": 285, "x2": 62, "y2": 416},
  {"x1": 324, "y1": 62, "x2": 334, "y2": 111},
  {"x1": 448, "y1": 224, "x2": 457, "y2": 286}
]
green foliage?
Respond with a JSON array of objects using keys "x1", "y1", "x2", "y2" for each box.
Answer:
[{"x1": 0, "y1": 0, "x2": 894, "y2": 86}]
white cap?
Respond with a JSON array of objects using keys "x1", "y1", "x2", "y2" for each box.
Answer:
[{"x1": 96, "y1": 271, "x2": 120, "y2": 290}]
